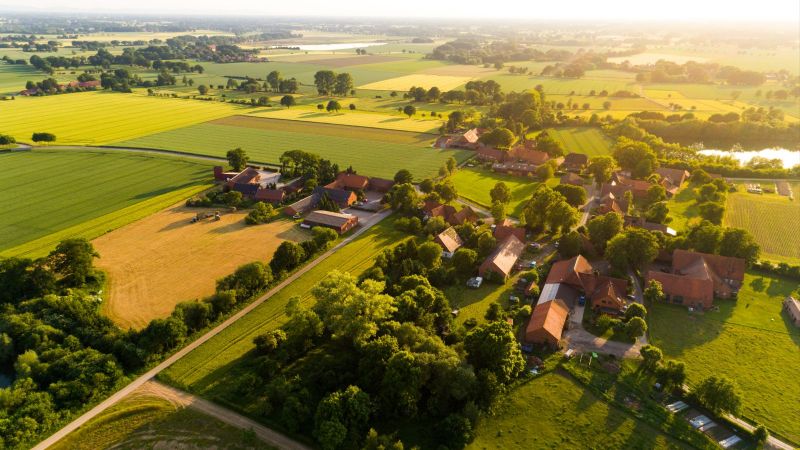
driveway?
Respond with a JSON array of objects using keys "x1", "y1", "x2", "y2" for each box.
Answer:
[{"x1": 564, "y1": 327, "x2": 643, "y2": 359}]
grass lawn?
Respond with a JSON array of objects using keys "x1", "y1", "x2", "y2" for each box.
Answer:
[
  {"x1": 450, "y1": 167, "x2": 560, "y2": 217},
  {"x1": 665, "y1": 183, "x2": 700, "y2": 232},
  {"x1": 160, "y1": 215, "x2": 406, "y2": 393},
  {"x1": 649, "y1": 272, "x2": 800, "y2": 443},
  {"x1": 468, "y1": 371, "x2": 694, "y2": 449},
  {"x1": 724, "y1": 185, "x2": 800, "y2": 265},
  {"x1": 117, "y1": 117, "x2": 470, "y2": 180},
  {"x1": 0, "y1": 61, "x2": 49, "y2": 95},
  {"x1": 0, "y1": 148, "x2": 213, "y2": 256},
  {"x1": 0, "y1": 91, "x2": 247, "y2": 145},
  {"x1": 51, "y1": 390, "x2": 271, "y2": 450},
  {"x1": 359, "y1": 73, "x2": 473, "y2": 91},
  {"x1": 547, "y1": 127, "x2": 614, "y2": 157}
]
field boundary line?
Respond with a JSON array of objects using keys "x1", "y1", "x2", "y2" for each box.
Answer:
[
  {"x1": 39, "y1": 145, "x2": 283, "y2": 168},
  {"x1": 32, "y1": 209, "x2": 392, "y2": 450},
  {"x1": 241, "y1": 111, "x2": 442, "y2": 135}
]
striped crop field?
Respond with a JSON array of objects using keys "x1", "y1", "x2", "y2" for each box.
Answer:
[
  {"x1": 0, "y1": 148, "x2": 213, "y2": 256},
  {"x1": 724, "y1": 186, "x2": 800, "y2": 265},
  {"x1": 1, "y1": 91, "x2": 246, "y2": 145},
  {"x1": 246, "y1": 107, "x2": 441, "y2": 133},
  {"x1": 117, "y1": 116, "x2": 472, "y2": 180}
]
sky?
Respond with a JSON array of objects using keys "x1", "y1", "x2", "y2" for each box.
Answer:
[{"x1": 0, "y1": 0, "x2": 797, "y2": 22}]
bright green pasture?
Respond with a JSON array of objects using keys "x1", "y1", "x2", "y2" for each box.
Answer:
[
  {"x1": 0, "y1": 62, "x2": 48, "y2": 94},
  {"x1": 161, "y1": 216, "x2": 404, "y2": 393},
  {"x1": 0, "y1": 91, "x2": 246, "y2": 145},
  {"x1": 469, "y1": 372, "x2": 693, "y2": 450},
  {"x1": 547, "y1": 127, "x2": 614, "y2": 157},
  {"x1": 650, "y1": 272, "x2": 800, "y2": 443},
  {"x1": 0, "y1": 149, "x2": 212, "y2": 255},
  {"x1": 724, "y1": 183, "x2": 800, "y2": 265},
  {"x1": 666, "y1": 183, "x2": 701, "y2": 232},
  {"x1": 450, "y1": 167, "x2": 559, "y2": 217},
  {"x1": 117, "y1": 120, "x2": 470, "y2": 180}
]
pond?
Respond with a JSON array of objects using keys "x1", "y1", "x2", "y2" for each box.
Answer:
[
  {"x1": 698, "y1": 148, "x2": 800, "y2": 169},
  {"x1": 0, "y1": 373, "x2": 11, "y2": 388},
  {"x1": 270, "y1": 42, "x2": 387, "y2": 51}
]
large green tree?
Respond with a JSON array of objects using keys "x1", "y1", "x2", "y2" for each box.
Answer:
[
  {"x1": 464, "y1": 321, "x2": 525, "y2": 383},
  {"x1": 605, "y1": 228, "x2": 660, "y2": 272},
  {"x1": 692, "y1": 375, "x2": 742, "y2": 416},
  {"x1": 226, "y1": 147, "x2": 249, "y2": 171},
  {"x1": 587, "y1": 212, "x2": 623, "y2": 253},
  {"x1": 47, "y1": 238, "x2": 99, "y2": 286}
]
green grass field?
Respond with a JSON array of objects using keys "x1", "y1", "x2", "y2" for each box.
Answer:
[
  {"x1": 0, "y1": 149, "x2": 213, "y2": 256},
  {"x1": 724, "y1": 185, "x2": 800, "y2": 265},
  {"x1": 0, "y1": 62, "x2": 49, "y2": 95},
  {"x1": 0, "y1": 91, "x2": 246, "y2": 145},
  {"x1": 547, "y1": 127, "x2": 614, "y2": 157},
  {"x1": 666, "y1": 184, "x2": 700, "y2": 232},
  {"x1": 469, "y1": 372, "x2": 693, "y2": 449},
  {"x1": 161, "y1": 216, "x2": 405, "y2": 393},
  {"x1": 450, "y1": 167, "x2": 560, "y2": 217},
  {"x1": 649, "y1": 272, "x2": 800, "y2": 443},
  {"x1": 117, "y1": 117, "x2": 471, "y2": 180},
  {"x1": 51, "y1": 391, "x2": 271, "y2": 450}
]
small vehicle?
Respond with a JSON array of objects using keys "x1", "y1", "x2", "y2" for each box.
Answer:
[
  {"x1": 627, "y1": 294, "x2": 636, "y2": 301},
  {"x1": 578, "y1": 295, "x2": 586, "y2": 306},
  {"x1": 292, "y1": 214, "x2": 302, "y2": 219},
  {"x1": 466, "y1": 277, "x2": 483, "y2": 289},
  {"x1": 529, "y1": 242, "x2": 542, "y2": 250},
  {"x1": 509, "y1": 295, "x2": 520, "y2": 306},
  {"x1": 528, "y1": 261, "x2": 537, "y2": 268}
]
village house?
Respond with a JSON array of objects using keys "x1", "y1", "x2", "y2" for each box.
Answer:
[
  {"x1": 434, "y1": 227, "x2": 463, "y2": 257},
  {"x1": 561, "y1": 153, "x2": 588, "y2": 172},
  {"x1": 560, "y1": 172, "x2": 585, "y2": 186},
  {"x1": 596, "y1": 192, "x2": 625, "y2": 215},
  {"x1": 624, "y1": 215, "x2": 676, "y2": 236},
  {"x1": 646, "y1": 249, "x2": 746, "y2": 310},
  {"x1": 422, "y1": 201, "x2": 479, "y2": 226},
  {"x1": 783, "y1": 296, "x2": 800, "y2": 327},
  {"x1": 219, "y1": 166, "x2": 303, "y2": 205},
  {"x1": 303, "y1": 210, "x2": 358, "y2": 234},
  {"x1": 525, "y1": 298, "x2": 570, "y2": 347},
  {"x1": 478, "y1": 235, "x2": 526, "y2": 280},
  {"x1": 656, "y1": 167, "x2": 690, "y2": 196},
  {"x1": 493, "y1": 218, "x2": 526, "y2": 243},
  {"x1": 434, "y1": 128, "x2": 482, "y2": 150},
  {"x1": 537, "y1": 255, "x2": 629, "y2": 315}
]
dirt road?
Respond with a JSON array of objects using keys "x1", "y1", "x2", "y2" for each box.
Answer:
[{"x1": 32, "y1": 208, "x2": 392, "y2": 450}]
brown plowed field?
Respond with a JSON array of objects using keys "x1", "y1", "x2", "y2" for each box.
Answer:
[{"x1": 93, "y1": 204, "x2": 307, "y2": 329}]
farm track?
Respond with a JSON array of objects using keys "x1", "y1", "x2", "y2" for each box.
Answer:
[{"x1": 32, "y1": 208, "x2": 392, "y2": 450}]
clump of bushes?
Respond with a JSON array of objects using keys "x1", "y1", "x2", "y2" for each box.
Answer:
[
  {"x1": 0, "y1": 134, "x2": 16, "y2": 145},
  {"x1": 32, "y1": 132, "x2": 56, "y2": 142},
  {"x1": 245, "y1": 202, "x2": 277, "y2": 225}
]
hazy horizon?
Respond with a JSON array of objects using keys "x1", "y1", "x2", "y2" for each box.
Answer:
[{"x1": 0, "y1": 0, "x2": 797, "y2": 23}]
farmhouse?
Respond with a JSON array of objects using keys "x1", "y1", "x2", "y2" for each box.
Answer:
[
  {"x1": 560, "y1": 172, "x2": 584, "y2": 186},
  {"x1": 783, "y1": 296, "x2": 800, "y2": 327},
  {"x1": 475, "y1": 145, "x2": 508, "y2": 162},
  {"x1": 303, "y1": 210, "x2": 358, "y2": 234},
  {"x1": 434, "y1": 227, "x2": 463, "y2": 256},
  {"x1": 493, "y1": 218, "x2": 526, "y2": 243},
  {"x1": 434, "y1": 128, "x2": 482, "y2": 149},
  {"x1": 656, "y1": 167, "x2": 690, "y2": 196},
  {"x1": 525, "y1": 298, "x2": 570, "y2": 346},
  {"x1": 646, "y1": 250, "x2": 746, "y2": 310},
  {"x1": 283, "y1": 195, "x2": 316, "y2": 216},
  {"x1": 596, "y1": 192, "x2": 625, "y2": 215},
  {"x1": 538, "y1": 255, "x2": 629, "y2": 314},
  {"x1": 492, "y1": 161, "x2": 540, "y2": 177},
  {"x1": 218, "y1": 166, "x2": 302, "y2": 204},
  {"x1": 313, "y1": 185, "x2": 357, "y2": 208},
  {"x1": 624, "y1": 215, "x2": 676, "y2": 236},
  {"x1": 478, "y1": 235, "x2": 526, "y2": 280},
  {"x1": 423, "y1": 201, "x2": 479, "y2": 226},
  {"x1": 561, "y1": 153, "x2": 588, "y2": 172}
]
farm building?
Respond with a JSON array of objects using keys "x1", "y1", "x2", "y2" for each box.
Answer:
[
  {"x1": 539, "y1": 255, "x2": 629, "y2": 314},
  {"x1": 284, "y1": 195, "x2": 316, "y2": 216},
  {"x1": 596, "y1": 192, "x2": 625, "y2": 215},
  {"x1": 313, "y1": 185, "x2": 357, "y2": 208},
  {"x1": 303, "y1": 210, "x2": 358, "y2": 234},
  {"x1": 783, "y1": 296, "x2": 800, "y2": 327},
  {"x1": 213, "y1": 166, "x2": 240, "y2": 181},
  {"x1": 624, "y1": 215, "x2": 676, "y2": 236},
  {"x1": 492, "y1": 162, "x2": 540, "y2": 177},
  {"x1": 646, "y1": 250, "x2": 745, "y2": 310},
  {"x1": 478, "y1": 235, "x2": 526, "y2": 280},
  {"x1": 656, "y1": 167, "x2": 690, "y2": 196},
  {"x1": 475, "y1": 145, "x2": 508, "y2": 162},
  {"x1": 525, "y1": 298, "x2": 570, "y2": 346},
  {"x1": 561, "y1": 153, "x2": 588, "y2": 172},
  {"x1": 434, "y1": 128, "x2": 482, "y2": 150},
  {"x1": 560, "y1": 172, "x2": 584, "y2": 186},
  {"x1": 423, "y1": 201, "x2": 479, "y2": 226},
  {"x1": 434, "y1": 227, "x2": 463, "y2": 257},
  {"x1": 219, "y1": 166, "x2": 302, "y2": 204},
  {"x1": 493, "y1": 218, "x2": 526, "y2": 243},
  {"x1": 324, "y1": 172, "x2": 396, "y2": 195}
]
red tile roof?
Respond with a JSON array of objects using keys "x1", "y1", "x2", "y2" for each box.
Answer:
[
  {"x1": 494, "y1": 219, "x2": 526, "y2": 243},
  {"x1": 479, "y1": 235, "x2": 526, "y2": 278},
  {"x1": 525, "y1": 298, "x2": 569, "y2": 345},
  {"x1": 434, "y1": 227, "x2": 464, "y2": 253}
]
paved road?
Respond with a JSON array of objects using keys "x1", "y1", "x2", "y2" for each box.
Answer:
[
  {"x1": 32, "y1": 208, "x2": 392, "y2": 450},
  {"x1": 142, "y1": 381, "x2": 311, "y2": 450},
  {"x1": 627, "y1": 269, "x2": 649, "y2": 346},
  {"x1": 724, "y1": 415, "x2": 796, "y2": 450}
]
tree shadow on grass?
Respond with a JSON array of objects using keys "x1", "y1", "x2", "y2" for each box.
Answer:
[{"x1": 749, "y1": 277, "x2": 766, "y2": 292}]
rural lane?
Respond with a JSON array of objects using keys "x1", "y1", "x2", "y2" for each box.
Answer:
[
  {"x1": 32, "y1": 208, "x2": 392, "y2": 450},
  {"x1": 141, "y1": 381, "x2": 312, "y2": 450}
]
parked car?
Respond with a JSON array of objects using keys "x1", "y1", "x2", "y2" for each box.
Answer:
[
  {"x1": 578, "y1": 295, "x2": 586, "y2": 306},
  {"x1": 292, "y1": 214, "x2": 301, "y2": 219},
  {"x1": 466, "y1": 277, "x2": 483, "y2": 289}
]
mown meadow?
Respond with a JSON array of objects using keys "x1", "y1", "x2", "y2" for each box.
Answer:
[
  {"x1": 0, "y1": 149, "x2": 213, "y2": 256},
  {"x1": 649, "y1": 272, "x2": 800, "y2": 444}
]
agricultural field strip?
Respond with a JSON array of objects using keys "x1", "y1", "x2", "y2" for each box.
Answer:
[
  {"x1": 724, "y1": 193, "x2": 800, "y2": 263},
  {"x1": 163, "y1": 217, "x2": 401, "y2": 387}
]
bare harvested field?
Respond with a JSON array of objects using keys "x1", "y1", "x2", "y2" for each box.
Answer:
[
  {"x1": 296, "y1": 55, "x2": 403, "y2": 67},
  {"x1": 93, "y1": 204, "x2": 308, "y2": 329},
  {"x1": 421, "y1": 64, "x2": 497, "y2": 77}
]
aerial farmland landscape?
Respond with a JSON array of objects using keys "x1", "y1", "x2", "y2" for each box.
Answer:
[{"x1": 0, "y1": 1, "x2": 798, "y2": 449}]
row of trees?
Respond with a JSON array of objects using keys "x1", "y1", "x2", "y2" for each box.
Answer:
[{"x1": 313, "y1": 70, "x2": 354, "y2": 96}]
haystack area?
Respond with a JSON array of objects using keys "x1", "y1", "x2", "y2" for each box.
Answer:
[{"x1": 93, "y1": 204, "x2": 307, "y2": 329}]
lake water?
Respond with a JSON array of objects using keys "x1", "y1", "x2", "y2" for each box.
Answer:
[
  {"x1": 271, "y1": 42, "x2": 387, "y2": 51},
  {"x1": 698, "y1": 148, "x2": 800, "y2": 169}
]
